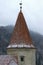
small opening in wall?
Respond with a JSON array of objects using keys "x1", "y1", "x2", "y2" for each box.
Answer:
[{"x1": 20, "y1": 56, "x2": 24, "y2": 62}]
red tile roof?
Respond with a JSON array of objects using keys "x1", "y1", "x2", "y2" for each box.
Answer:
[{"x1": 9, "y1": 11, "x2": 33, "y2": 45}]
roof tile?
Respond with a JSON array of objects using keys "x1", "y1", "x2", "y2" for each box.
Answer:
[{"x1": 10, "y1": 11, "x2": 32, "y2": 45}]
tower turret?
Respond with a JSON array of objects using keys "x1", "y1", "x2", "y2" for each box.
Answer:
[{"x1": 7, "y1": 1, "x2": 36, "y2": 65}]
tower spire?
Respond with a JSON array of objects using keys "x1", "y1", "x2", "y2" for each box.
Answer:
[{"x1": 19, "y1": 0, "x2": 22, "y2": 11}]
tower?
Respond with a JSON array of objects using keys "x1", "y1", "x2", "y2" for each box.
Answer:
[{"x1": 7, "y1": 1, "x2": 36, "y2": 65}]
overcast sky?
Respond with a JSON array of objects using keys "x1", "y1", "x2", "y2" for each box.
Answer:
[{"x1": 0, "y1": 0, "x2": 43, "y2": 35}]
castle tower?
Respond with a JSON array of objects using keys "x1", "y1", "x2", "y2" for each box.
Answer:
[{"x1": 7, "y1": 2, "x2": 36, "y2": 65}]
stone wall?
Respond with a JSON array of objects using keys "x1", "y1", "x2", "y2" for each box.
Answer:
[{"x1": 7, "y1": 48, "x2": 36, "y2": 65}]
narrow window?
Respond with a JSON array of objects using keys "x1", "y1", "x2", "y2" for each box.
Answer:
[{"x1": 20, "y1": 56, "x2": 24, "y2": 62}]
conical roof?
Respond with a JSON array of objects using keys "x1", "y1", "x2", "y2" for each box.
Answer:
[{"x1": 10, "y1": 11, "x2": 32, "y2": 45}]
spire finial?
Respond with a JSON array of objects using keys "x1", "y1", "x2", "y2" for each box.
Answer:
[{"x1": 19, "y1": 0, "x2": 22, "y2": 11}]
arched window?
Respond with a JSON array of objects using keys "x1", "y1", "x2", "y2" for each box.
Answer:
[{"x1": 20, "y1": 56, "x2": 24, "y2": 62}]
